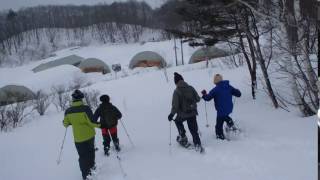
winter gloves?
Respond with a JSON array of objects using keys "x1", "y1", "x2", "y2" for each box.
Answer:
[
  {"x1": 168, "y1": 113, "x2": 174, "y2": 121},
  {"x1": 201, "y1": 90, "x2": 207, "y2": 96}
]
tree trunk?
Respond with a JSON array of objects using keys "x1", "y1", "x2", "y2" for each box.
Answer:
[
  {"x1": 238, "y1": 32, "x2": 257, "y2": 99},
  {"x1": 254, "y1": 36, "x2": 279, "y2": 108}
]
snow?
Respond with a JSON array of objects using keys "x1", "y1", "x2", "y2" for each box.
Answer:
[{"x1": 0, "y1": 40, "x2": 316, "y2": 180}]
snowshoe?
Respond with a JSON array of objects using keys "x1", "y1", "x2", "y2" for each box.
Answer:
[
  {"x1": 225, "y1": 124, "x2": 241, "y2": 141},
  {"x1": 176, "y1": 135, "x2": 192, "y2": 149},
  {"x1": 216, "y1": 134, "x2": 225, "y2": 140},
  {"x1": 225, "y1": 125, "x2": 241, "y2": 133},
  {"x1": 104, "y1": 146, "x2": 110, "y2": 156},
  {"x1": 114, "y1": 142, "x2": 121, "y2": 152},
  {"x1": 195, "y1": 144, "x2": 205, "y2": 154}
]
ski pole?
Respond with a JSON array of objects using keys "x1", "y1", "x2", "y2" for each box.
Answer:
[
  {"x1": 57, "y1": 128, "x2": 68, "y2": 165},
  {"x1": 107, "y1": 130, "x2": 127, "y2": 177},
  {"x1": 119, "y1": 119, "x2": 134, "y2": 148},
  {"x1": 204, "y1": 101, "x2": 209, "y2": 127},
  {"x1": 169, "y1": 121, "x2": 172, "y2": 155}
]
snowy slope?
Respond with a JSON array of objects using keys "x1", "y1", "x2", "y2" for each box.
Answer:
[
  {"x1": 0, "y1": 40, "x2": 317, "y2": 180},
  {"x1": 0, "y1": 40, "x2": 199, "y2": 91}
]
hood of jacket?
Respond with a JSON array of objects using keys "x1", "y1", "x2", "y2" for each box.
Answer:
[{"x1": 176, "y1": 80, "x2": 189, "y2": 89}]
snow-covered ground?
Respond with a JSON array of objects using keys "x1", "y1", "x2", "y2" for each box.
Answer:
[{"x1": 0, "y1": 40, "x2": 317, "y2": 180}]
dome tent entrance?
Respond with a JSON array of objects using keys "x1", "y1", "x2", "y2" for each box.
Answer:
[
  {"x1": 32, "y1": 55, "x2": 84, "y2": 73},
  {"x1": 129, "y1": 51, "x2": 167, "y2": 69},
  {"x1": 189, "y1": 46, "x2": 233, "y2": 64},
  {"x1": 0, "y1": 85, "x2": 35, "y2": 106},
  {"x1": 78, "y1": 58, "x2": 111, "y2": 74}
]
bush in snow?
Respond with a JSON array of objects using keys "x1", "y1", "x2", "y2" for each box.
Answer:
[
  {"x1": 0, "y1": 106, "x2": 9, "y2": 132},
  {"x1": 51, "y1": 85, "x2": 71, "y2": 112},
  {"x1": 70, "y1": 74, "x2": 92, "y2": 90},
  {"x1": 6, "y1": 102, "x2": 29, "y2": 128},
  {"x1": 83, "y1": 89, "x2": 100, "y2": 110},
  {"x1": 32, "y1": 90, "x2": 51, "y2": 116}
]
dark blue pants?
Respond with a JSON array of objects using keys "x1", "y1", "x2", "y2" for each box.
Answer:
[
  {"x1": 216, "y1": 116, "x2": 234, "y2": 138},
  {"x1": 175, "y1": 116, "x2": 201, "y2": 145},
  {"x1": 75, "y1": 137, "x2": 95, "y2": 180}
]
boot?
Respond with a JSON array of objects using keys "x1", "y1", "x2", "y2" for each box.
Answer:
[
  {"x1": 176, "y1": 135, "x2": 188, "y2": 147},
  {"x1": 114, "y1": 140, "x2": 121, "y2": 152},
  {"x1": 195, "y1": 144, "x2": 205, "y2": 153},
  {"x1": 104, "y1": 145, "x2": 110, "y2": 156},
  {"x1": 216, "y1": 134, "x2": 225, "y2": 140}
]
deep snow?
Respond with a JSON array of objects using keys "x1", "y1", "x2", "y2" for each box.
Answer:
[{"x1": 0, "y1": 40, "x2": 317, "y2": 180}]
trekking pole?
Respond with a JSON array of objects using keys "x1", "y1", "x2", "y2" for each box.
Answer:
[
  {"x1": 169, "y1": 121, "x2": 172, "y2": 155},
  {"x1": 57, "y1": 128, "x2": 68, "y2": 165},
  {"x1": 204, "y1": 101, "x2": 209, "y2": 128},
  {"x1": 107, "y1": 130, "x2": 127, "y2": 178},
  {"x1": 119, "y1": 119, "x2": 134, "y2": 148}
]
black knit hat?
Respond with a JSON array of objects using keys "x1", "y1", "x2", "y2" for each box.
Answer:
[
  {"x1": 174, "y1": 72, "x2": 184, "y2": 84},
  {"x1": 72, "y1": 89, "x2": 84, "y2": 100},
  {"x1": 100, "y1": 94, "x2": 110, "y2": 103}
]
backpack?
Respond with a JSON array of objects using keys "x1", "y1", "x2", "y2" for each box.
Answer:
[
  {"x1": 177, "y1": 88, "x2": 197, "y2": 113},
  {"x1": 100, "y1": 104, "x2": 121, "y2": 128}
]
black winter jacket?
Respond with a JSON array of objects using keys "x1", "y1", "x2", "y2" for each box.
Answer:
[
  {"x1": 93, "y1": 102, "x2": 122, "y2": 128},
  {"x1": 171, "y1": 80, "x2": 200, "y2": 120}
]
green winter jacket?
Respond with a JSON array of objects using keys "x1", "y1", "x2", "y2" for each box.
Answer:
[{"x1": 63, "y1": 100, "x2": 101, "y2": 143}]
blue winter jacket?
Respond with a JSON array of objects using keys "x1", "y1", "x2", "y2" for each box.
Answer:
[{"x1": 203, "y1": 80, "x2": 241, "y2": 117}]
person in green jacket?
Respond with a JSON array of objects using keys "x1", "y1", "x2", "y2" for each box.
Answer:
[{"x1": 63, "y1": 90, "x2": 101, "y2": 180}]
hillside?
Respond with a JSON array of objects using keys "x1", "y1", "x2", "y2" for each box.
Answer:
[{"x1": 0, "y1": 40, "x2": 316, "y2": 180}]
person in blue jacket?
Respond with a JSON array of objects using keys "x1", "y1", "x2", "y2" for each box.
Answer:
[{"x1": 201, "y1": 74, "x2": 241, "y2": 140}]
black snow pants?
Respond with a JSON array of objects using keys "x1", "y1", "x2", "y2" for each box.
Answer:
[
  {"x1": 75, "y1": 137, "x2": 95, "y2": 180},
  {"x1": 216, "y1": 116, "x2": 234, "y2": 138},
  {"x1": 175, "y1": 116, "x2": 201, "y2": 145}
]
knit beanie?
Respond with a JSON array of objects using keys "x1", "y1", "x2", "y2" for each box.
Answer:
[
  {"x1": 100, "y1": 94, "x2": 110, "y2": 103},
  {"x1": 174, "y1": 72, "x2": 184, "y2": 84},
  {"x1": 72, "y1": 89, "x2": 84, "y2": 101}
]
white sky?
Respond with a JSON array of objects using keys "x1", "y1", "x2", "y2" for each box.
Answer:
[{"x1": 0, "y1": 0, "x2": 167, "y2": 11}]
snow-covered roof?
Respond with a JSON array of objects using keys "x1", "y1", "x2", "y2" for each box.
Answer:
[
  {"x1": 189, "y1": 46, "x2": 231, "y2": 64},
  {"x1": 0, "y1": 85, "x2": 35, "y2": 106},
  {"x1": 78, "y1": 58, "x2": 111, "y2": 74},
  {"x1": 129, "y1": 51, "x2": 167, "y2": 69},
  {"x1": 32, "y1": 55, "x2": 84, "y2": 73}
]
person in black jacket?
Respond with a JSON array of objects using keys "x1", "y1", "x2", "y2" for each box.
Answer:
[
  {"x1": 93, "y1": 95, "x2": 122, "y2": 155},
  {"x1": 168, "y1": 72, "x2": 203, "y2": 152}
]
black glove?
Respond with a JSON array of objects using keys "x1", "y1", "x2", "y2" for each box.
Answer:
[
  {"x1": 168, "y1": 113, "x2": 174, "y2": 121},
  {"x1": 201, "y1": 90, "x2": 207, "y2": 96}
]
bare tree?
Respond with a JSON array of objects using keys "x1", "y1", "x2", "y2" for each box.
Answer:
[
  {"x1": 51, "y1": 85, "x2": 71, "y2": 112},
  {"x1": 33, "y1": 90, "x2": 51, "y2": 116},
  {"x1": 6, "y1": 102, "x2": 29, "y2": 128},
  {"x1": 83, "y1": 89, "x2": 100, "y2": 110},
  {"x1": 70, "y1": 74, "x2": 92, "y2": 90},
  {"x1": 0, "y1": 105, "x2": 8, "y2": 131}
]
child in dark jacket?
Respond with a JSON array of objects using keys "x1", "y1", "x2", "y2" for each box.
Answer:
[
  {"x1": 201, "y1": 74, "x2": 241, "y2": 140},
  {"x1": 93, "y1": 95, "x2": 122, "y2": 155}
]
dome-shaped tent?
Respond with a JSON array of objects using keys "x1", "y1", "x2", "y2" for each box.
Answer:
[
  {"x1": 78, "y1": 58, "x2": 111, "y2": 74},
  {"x1": 129, "y1": 51, "x2": 166, "y2": 69},
  {"x1": 189, "y1": 46, "x2": 231, "y2": 64},
  {"x1": 32, "y1": 55, "x2": 84, "y2": 73},
  {"x1": 0, "y1": 85, "x2": 35, "y2": 106}
]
